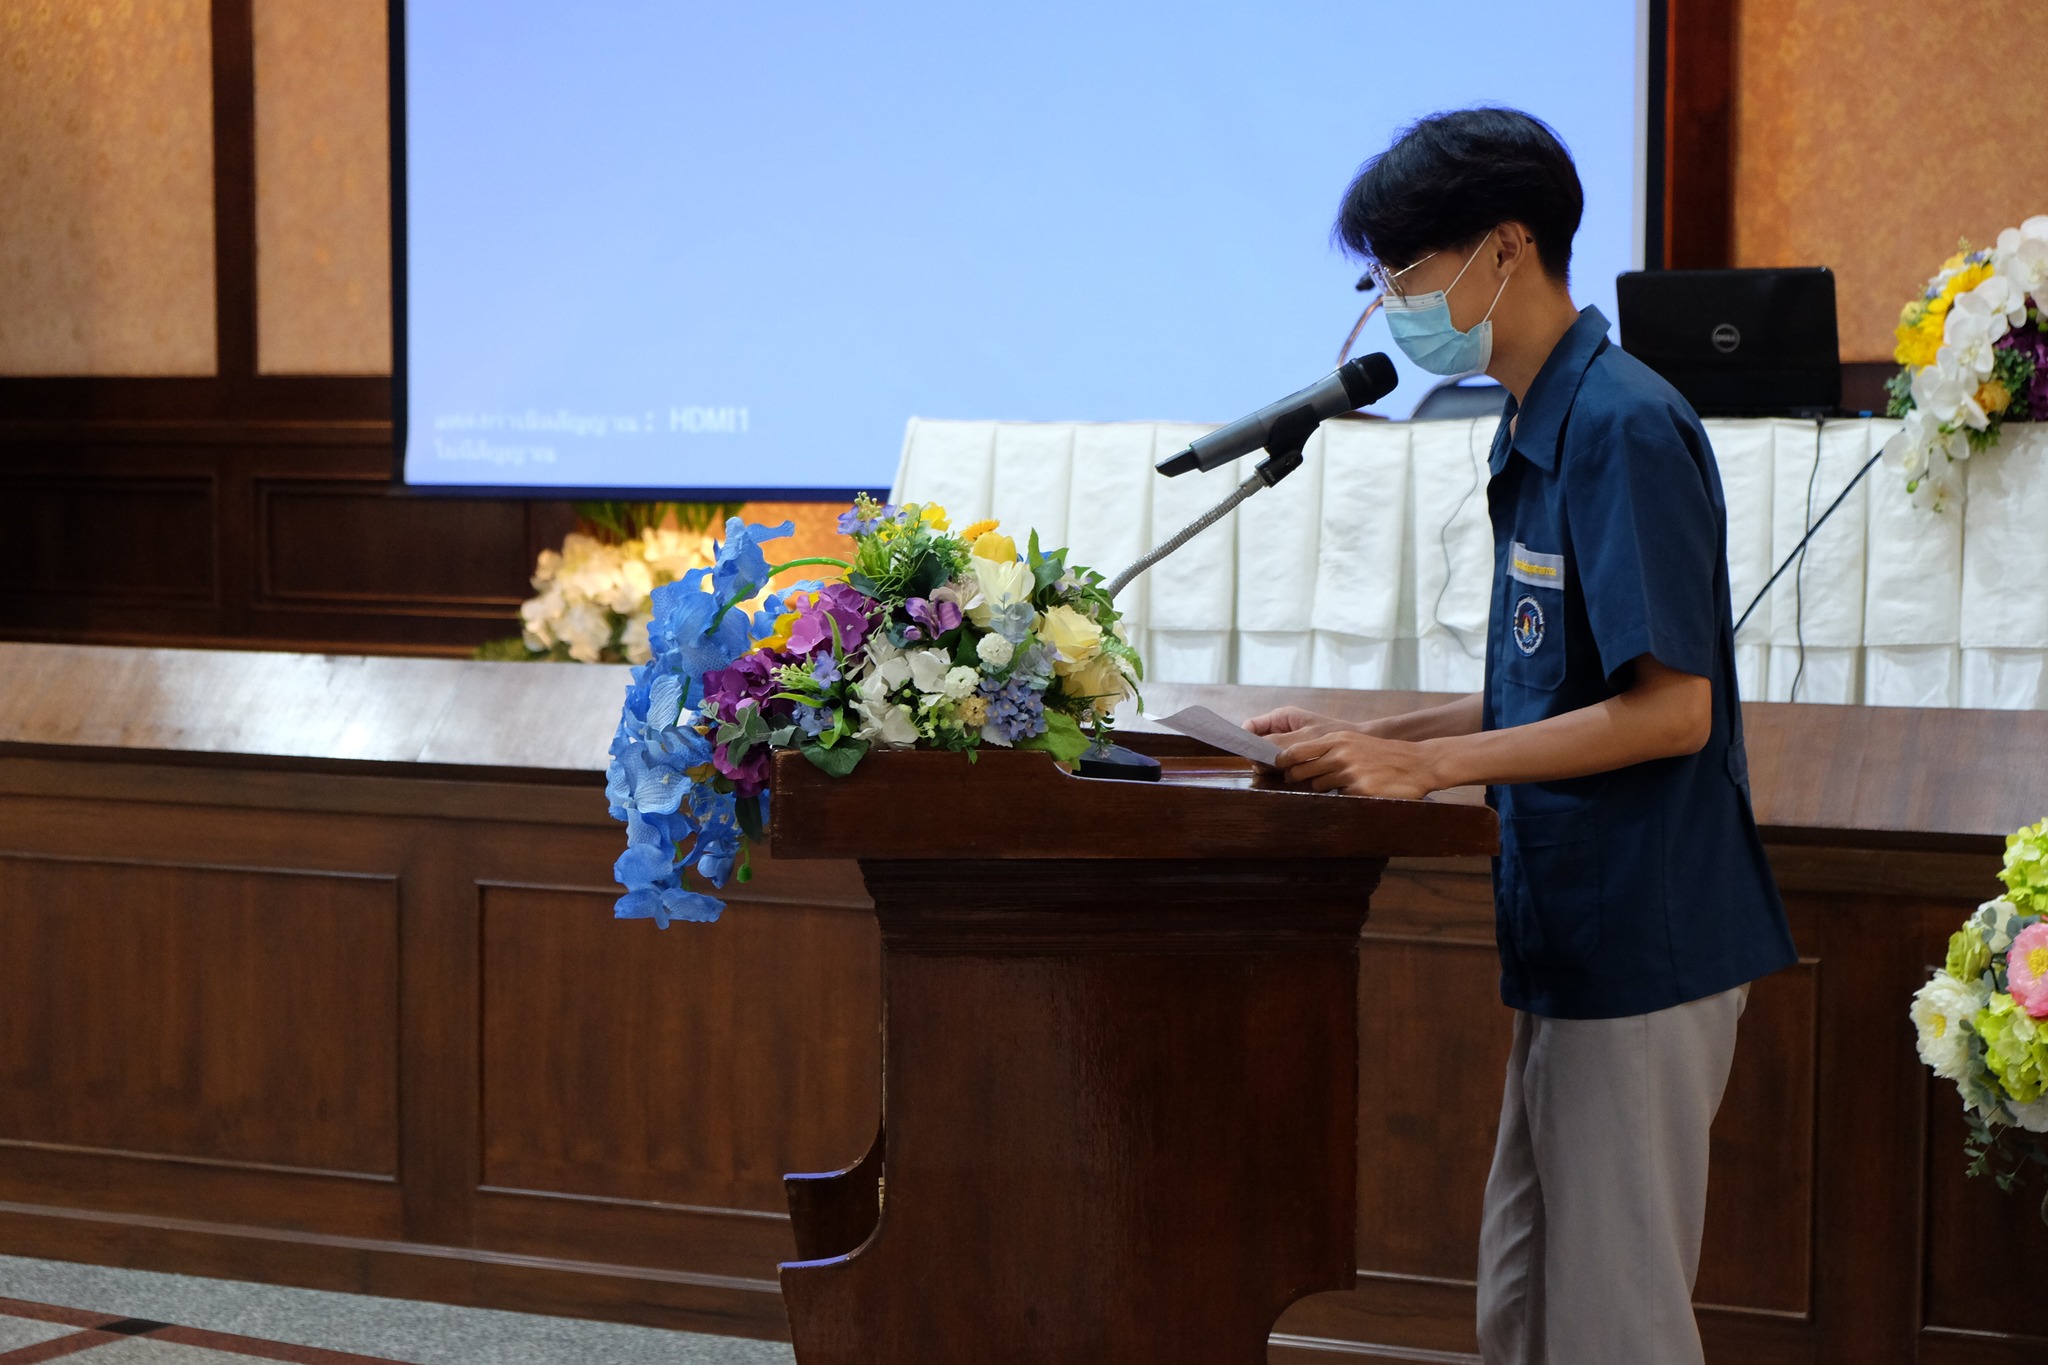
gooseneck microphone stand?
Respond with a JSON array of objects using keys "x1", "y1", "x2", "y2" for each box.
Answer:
[
  {"x1": 1078, "y1": 409, "x2": 1322, "y2": 782},
  {"x1": 1103, "y1": 409, "x2": 1320, "y2": 602}
]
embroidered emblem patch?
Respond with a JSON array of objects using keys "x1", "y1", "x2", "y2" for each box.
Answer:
[{"x1": 1511, "y1": 594, "x2": 1546, "y2": 656}]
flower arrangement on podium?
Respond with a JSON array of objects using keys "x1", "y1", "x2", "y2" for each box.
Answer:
[
  {"x1": 603, "y1": 496, "x2": 1143, "y2": 925},
  {"x1": 1912, "y1": 817, "x2": 2048, "y2": 1220},
  {"x1": 1883, "y1": 217, "x2": 2048, "y2": 510}
]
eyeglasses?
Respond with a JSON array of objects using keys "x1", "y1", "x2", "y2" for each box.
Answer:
[{"x1": 1362, "y1": 251, "x2": 1439, "y2": 299}]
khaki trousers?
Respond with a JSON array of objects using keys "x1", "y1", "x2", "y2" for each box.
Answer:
[{"x1": 1476, "y1": 985, "x2": 1748, "y2": 1365}]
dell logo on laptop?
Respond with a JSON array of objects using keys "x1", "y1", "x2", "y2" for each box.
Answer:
[{"x1": 1710, "y1": 323, "x2": 1741, "y2": 353}]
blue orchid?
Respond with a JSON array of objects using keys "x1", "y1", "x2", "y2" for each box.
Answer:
[
  {"x1": 614, "y1": 885, "x2": 724, "y2": 928},
  {"x1": 712, "y1": 517, "x2": 795, "y2": 602},
  {"x1": 649, "y1": 573, "x2": 752, "y2": 680}
]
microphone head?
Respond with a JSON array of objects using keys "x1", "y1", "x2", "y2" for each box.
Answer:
[
  {"x1": 1155, "y1": 447, "x2": 1200, "y2": 477},
  {"x1": 1338, "y1": 352, "x2": 1399, "y2": 409}
]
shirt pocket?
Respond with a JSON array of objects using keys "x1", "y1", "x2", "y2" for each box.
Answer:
[
  {"x1": 1500, "y1": 540, "x2": 1567, "y2": 692},
  {"x1": 1506, "y1": 807, "x2": 1602, "y2": 965}
]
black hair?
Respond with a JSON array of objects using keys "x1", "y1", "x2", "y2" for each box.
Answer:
[{"x1": 1335, "y1": 107, "x2": 1583, "y2": 282}]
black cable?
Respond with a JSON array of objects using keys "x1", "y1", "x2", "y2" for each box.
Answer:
[
  {"x1": 1733, "y1": 443, "x2": 1883, "y2": 637},
  {"x1": 1789, "y1": 421, "x2": 1823, "y2": 702}
]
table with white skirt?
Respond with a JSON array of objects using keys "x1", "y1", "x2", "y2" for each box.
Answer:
[{"x1": 890, "y1": 416, "x2": 2048, "y2": 710}]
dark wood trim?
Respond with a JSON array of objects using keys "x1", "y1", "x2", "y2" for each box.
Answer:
[
  {"x1": 1663, "y1": 0, "x2": 1737, "y2": 269},
  {"x1": 211, "y1": 0, "x2": 257, "y2": 382}
]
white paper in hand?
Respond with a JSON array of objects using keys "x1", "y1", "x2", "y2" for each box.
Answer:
[{"x1": 1154, "y1": 705, "x2": 1284, "y2": 767}]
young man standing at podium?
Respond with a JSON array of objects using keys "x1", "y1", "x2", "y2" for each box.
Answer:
[{"x1": 1248, "y1": 108, "x2": 1797, "y2": 1365}]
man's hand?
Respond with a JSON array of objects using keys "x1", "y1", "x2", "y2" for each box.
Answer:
[
  {"x1": 1245, "y1": 706, "x2": 1351, "y2": 739},
  {"x1": 1279, "y1": 730, "x2": 1443, "y2": 799}
]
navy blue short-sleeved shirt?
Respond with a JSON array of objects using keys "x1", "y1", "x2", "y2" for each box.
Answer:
[{"x1": 1483, "y1": 306, "x2": 1796, "y2": 1020}]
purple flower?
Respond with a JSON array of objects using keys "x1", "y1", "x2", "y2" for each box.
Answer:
[
  {"x1": 787, "y1": 582, "x2": 877, "y2": 655},
  {"x1": 810, "y1": 652, "x2": 842, "y2": 685},
  {"x1": 713, "y1": 738, "x2": 772, "y2": 797},
  {"x1": 702, "y1": 652, "x2": 780, "y2": 719},
  {"x1": 1995, "y1": 322, "x2": 2048, "y2": 418},
  {"x1": 836, "y1": 503, "x2": 900, "y2": 536},
  {"x1": 902, "y1": 596, "x2": 963, "y2": 642}
]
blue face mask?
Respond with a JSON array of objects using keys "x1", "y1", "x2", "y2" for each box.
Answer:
[{"x1": 1380, "y1": 239, "x2": 1511, "y2": 377}]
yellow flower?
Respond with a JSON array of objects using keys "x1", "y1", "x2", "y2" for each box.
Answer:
[
  {"x1": 1975, "y1": 380, "x2": 2012, "y2": 416},
  {"x1": 971, "y1": 530, "x2": 1017, "y2": 562},
  {"x1": 959, "y1": 518, "x2": 1000, "y2": 542},
  {"x1": 1939, "y1": 262, "x2": 1991, "y2": 305},
  {"x1": 916, "y1": 504, "x2": 949, "y2": 531},
  {"x1": 753, "y1": 590, "x2": 811, "y2": 653},
  {"x1": 1038, "y1": 604, "x2": 1103, "y2": 670},
  {"x1": 1895, "y1": 317, "x2": 1943, "y2": 369},
  {"x1": 1063, "y1": 651, "x2": 1130, "y2": 708}
]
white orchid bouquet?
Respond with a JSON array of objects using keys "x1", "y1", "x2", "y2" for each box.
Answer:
[
  {"x1": 478, "y1": 503, "x2": 733, "y2": 663},
  {"x1": 1912, "y1": 818, "x2": 2048, "y2": 1220},
  {"x1": 602, "y1": 498, "x2": 1143, "y2": 926},
  {"x1": 1882, "y1": 217, "x2": 2048, "y2": 511}
]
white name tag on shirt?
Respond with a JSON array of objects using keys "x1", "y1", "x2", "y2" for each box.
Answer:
[{"x1": 1508, "y1": 541, "x2": 1565, "y2": 588}]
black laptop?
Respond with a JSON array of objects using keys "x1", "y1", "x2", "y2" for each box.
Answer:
[{"x1": 1616, "y1": 267, "x2": 1840, "y2": 417}]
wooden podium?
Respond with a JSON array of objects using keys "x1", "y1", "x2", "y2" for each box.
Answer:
[{"x1": 768, "y1": 742, "x2": 1497, "y2": 1363}]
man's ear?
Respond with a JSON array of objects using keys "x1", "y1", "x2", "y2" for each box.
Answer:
[{"x1": 1492, "y1": 222, "x2": 1536, "y2": 277}]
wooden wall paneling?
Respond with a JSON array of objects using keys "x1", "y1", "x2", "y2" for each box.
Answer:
[
  {"x1": 1694, "y1": 959, "x2": 1818, "y2": 1318},
  {"x1": 477, "y1": 887, "x2": 880, "y2": 1222},
  {"x1": 392, "y1": 817, "x2": 481, "y2": 1252},
  {"x1": 1, "y1": 428, "x2": 579, "y2": 653},
  {"x1": 4, "y1": 472, "x2": 218, "y2": 607},
  {"x1": 254, "y1": 474, "x2": 536, "y2": 613},
  {"x1": 1790, "y1": 887, "x2": 1928, "y2": 1363},
  {"x1": 0, "y1": 852, "x2": 399, "y2": 1176}
]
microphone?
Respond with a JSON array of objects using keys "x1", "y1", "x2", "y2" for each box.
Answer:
[{"x1": 1155, "y1": 352, "x2": 1398, "y2": 476}]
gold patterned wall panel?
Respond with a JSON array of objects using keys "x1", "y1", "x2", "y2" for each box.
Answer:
[
  {"x1": 1732, "y1": 0, "x2": 2048, "y2": 363},
  {"x1": 253, "y1": 0, "x2": 391, "y2": 375},
  {"x1": 0, "y1": 1, "x2": 217, "y2": 375}
]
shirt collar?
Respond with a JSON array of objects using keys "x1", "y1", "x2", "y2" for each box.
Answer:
[{"x1": 1489, "y1": 305, "x2": 1612, "y2": 475}]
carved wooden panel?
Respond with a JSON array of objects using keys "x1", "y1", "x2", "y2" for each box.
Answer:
[
  {"x1": 0, "y1": 853, "x2": 399, "y2": 1177},
  {"x1": 4, "y1": 474, "x2": 216, "y2": 602},
  {"x1": 255, "y1": 477, "x2": 538, "y2": 608},
  {"x1": 478, "y1": 885, "x2": 881, "y2": 1215},
  {"x1": 1355, "y1": 934, "x2": 1511, "y2": 1282},
  {"x1": 1695, "y1": 960, "x2": 1819, "y2": 1317}
]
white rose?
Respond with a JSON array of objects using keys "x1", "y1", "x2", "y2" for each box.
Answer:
[
  {"x1": 941, "y1": 665, "x2": 979, "y2": 700},
  {"x1": 976, "y1": 633, "x2": 1015, "y2": 668},
  {"x1": 1911, "y1": 973, "x2": 1990, "y2": 1083}
]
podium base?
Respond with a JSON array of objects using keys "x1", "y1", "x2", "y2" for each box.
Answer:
[{"x1": 1076, "y1": 744, "x2": 1162, "y2": 782}]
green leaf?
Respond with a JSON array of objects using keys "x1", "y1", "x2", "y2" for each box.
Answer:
[
  {"x1": 1017, "y1": 710, "x2": 1089, "y2": 763},
  {"x1": 1026, "y1": 528, "x2": 1068, "y2": 594},
  {"x1": 736, "y1": 795, "x2": 767, "y2": 841},
  {"x1": 847, "y1": 571, "x2": 882, "y2": 597},
  {"x1": 801, "y1": 737, "x2": 870, "y2": 777},
  {"x1": 768, "y1": 725, "x2": 798, "y2": 747}
]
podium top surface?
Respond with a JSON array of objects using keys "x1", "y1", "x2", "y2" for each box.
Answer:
[{"x1": 769, "y1": 745, "x2": 1499, "y2": 861}]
